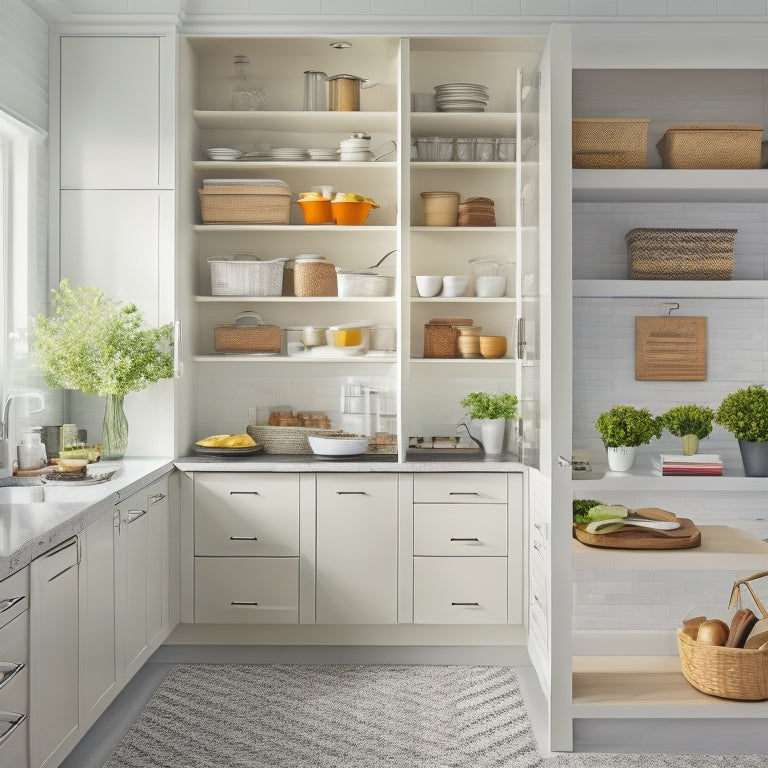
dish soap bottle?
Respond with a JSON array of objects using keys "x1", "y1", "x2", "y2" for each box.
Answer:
[{"x1": 231, "y1": 55, "x2": 266, "y2": 111}]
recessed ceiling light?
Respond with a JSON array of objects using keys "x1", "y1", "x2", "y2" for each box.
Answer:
[{"x1": 330, "y1": 41, "x2": 352, "y2": 49}]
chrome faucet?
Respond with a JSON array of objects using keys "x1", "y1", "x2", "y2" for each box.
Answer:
[{"x1": 0, "y1": 389, "x2": 46, "y2": 478}]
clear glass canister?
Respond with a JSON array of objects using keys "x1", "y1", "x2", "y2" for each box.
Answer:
[
  {"x1": 496, "y1": 137, "x2": 516, "y2": 162},
  {"x1": 231, "y1": 55, "x2": 266, "y2": 110},
  {"x1": 474, "y1": 137, "x2": 495, "y2": 162}
]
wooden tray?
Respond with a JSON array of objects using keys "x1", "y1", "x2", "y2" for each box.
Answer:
[{"x1": 573, "y1": 517, "x2": 701, "y2": 549}]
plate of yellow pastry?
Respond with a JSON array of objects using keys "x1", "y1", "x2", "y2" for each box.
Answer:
[{"x1": 193, "y1": 433, "x2": 263, "y2": 456}]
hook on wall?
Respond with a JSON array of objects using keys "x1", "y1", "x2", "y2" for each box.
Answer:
[{"x1": 667, "y1": 302, "x2": 680, "y2": 316}]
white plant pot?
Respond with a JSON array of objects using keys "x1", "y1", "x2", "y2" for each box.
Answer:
[
  {"x1": 607, "y1": 446, "x2": 637, "y2": 472},
  {"x1": 479, "y1": 418, "x2": 506, "y2": 455}
]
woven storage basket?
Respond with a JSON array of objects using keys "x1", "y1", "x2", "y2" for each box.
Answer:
[
  {"x1": 208, "y1": 256, "x2": 287, "y2": 296},
  {"x1": 246, "y1": 424, "x2": 342, "y2": 454},
  {"x1": 657, "y1": 123, "x2": 764, "y2": 169},
  {"x1": 214, "y1": 324, "x2": 281, "y2": 354},
  {"x1": 572, "y1": 118, "x2": 650, "y2": 169},
  {"x1": 199, "y1": 183, "x2": 291, "y2": 224},
  {"x1": 336, "y1": 270, "x2": 394, "y2": 298},
  {"x1": 294, "y1": 258, "x2": 337, "y2": 297},
  {"x1": 677, "y1": 629, "x2": 768, "y2": 700},
  {"x1": 626, "y1": 228, "x2": 736, "y2": 280},
  {"x1": 424, "y1": 324, "x2": 459, "y2": 358}
]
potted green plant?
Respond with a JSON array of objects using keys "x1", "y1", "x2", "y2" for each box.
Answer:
[
  {"x1": 660, "y1": 404, "x2": 715, "y2": 456},
  {"x1": 594, "y1": 404, "x2": 662, "y2": 471},
  {"x1": 459, "y1": 391, "x2": 518, "y2": 455},
  {"x1": 31, "y1": 280, "x2": 174, "y2": 460},
  {"x1": 715, "y1": 385, "x2": 768, "y2": 476}
]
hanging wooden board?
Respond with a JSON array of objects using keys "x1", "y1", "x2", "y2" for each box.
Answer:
[{"x1": 635, "y1": 316, "x2": 707, "y2": 381}]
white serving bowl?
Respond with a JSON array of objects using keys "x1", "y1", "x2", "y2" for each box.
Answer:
[
  {"x1": 441, "y1": 275, "x2": 469, "y2": 297},
  {"x1": 308, "y1": 435, "x2": 369, "y2": 456},
  {"x1": 475, "y1": 275, "x2": 507, "y2": 298},
  {"x1": 416, "y1": 275, "x2": 443, "y2": 297}
]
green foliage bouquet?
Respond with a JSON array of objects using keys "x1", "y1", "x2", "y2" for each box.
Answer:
[
  {"x1": 594, "y1": 404, "x2": 662, "y2": 448},
  {"x1": 715, "y1": 385, "x2": 768, "y2": 442},
  {"x1": 661, "y1": 404, "x2": 715, "y2": 440},
  {"x1": 31, "y1": 280, "x2": 174, "y2": 397},
  {"x1": 460, "y1": 391, "x2": 519, "y2": 420}
]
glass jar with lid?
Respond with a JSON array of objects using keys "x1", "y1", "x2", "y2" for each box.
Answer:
[{"x1": 231, "y1": 55, "x2": 266, "y2": 111}]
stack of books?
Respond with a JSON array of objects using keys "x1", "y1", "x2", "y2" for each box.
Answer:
[{"x1": 653, "y1": 454, "x2": 723, "y2": 476}]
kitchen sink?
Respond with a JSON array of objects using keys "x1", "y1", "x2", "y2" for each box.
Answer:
[{"x1": 0, "y1": 483, "x2": 45, "y2": 503}]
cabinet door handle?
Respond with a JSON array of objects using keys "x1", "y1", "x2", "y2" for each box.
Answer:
[
  {"x1": 229, "y1": 536, "x2": 259, "y2": 541},
  {"x1": 336, "y1": 491, "x2": 368, "y2": 495},
  {"x1": 0, "y1": 662, "x2": 25, "y2": 692},
  {"x1": 45, "y1": 537, "x2": 78, "y2": 558},
  {"x1": 0, "y1": 711, "x2": 25, "y2": 748},
  {"x1": 230, "y1": 491, "x2": 260, "y2": 496},
  {"x1": 450, "y1": 537, "x2": 480, "y2": 542},
  {"x1": 230, "y1": 601, "x2": 259, "y2": 606},
  {"x1": 48, "y1": 562, "x2": 78, "y2": 583},
  {"x1": 448, "y1": 491, "x2": 480, "y2": 496},
  {"x1": 0, "y1": 595, "x2": 25, "y2": 614},
  {"x1": 451, "y1": 601, "x2": 480, "y2": 606},
  {"x1": 126, "y1": 509, "x2": 147, "y2": 524},
  {"x1": 149, "y1": 492, "x2": 166, "y2": 505}
]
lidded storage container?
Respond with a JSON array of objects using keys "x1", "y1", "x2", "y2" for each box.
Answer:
[
  {"x1": 293, "y1": 254, "x2": 337, "y2": 297},
  {"x1": 214, "y1": 311, "x2": 282, "y2": 354},
  {"x1": 572, "y1": 118, "x2": 650, "y2": 168},
  {"x1": 199, "y1": 179, "x2": 291, "y2": 224},
  {"x1": 420, "y1": 191, "x2": 459, "y2": 226},
  {"x1": 208, "y1": 254, "x2": 288, "y2": 296},
  {"x1": 656, "y1": 122, "x2": 764, "y2": 169}
]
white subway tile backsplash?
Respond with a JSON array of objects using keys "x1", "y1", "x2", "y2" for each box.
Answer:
[
  {"x1": 618, "y1": 0, "x2": 669, "y2": 14},
  {"x1": 717, "y1": 0, "x2": 767, "y2": 14},
  {"x1": 570, "y1": 0, "x2": 617, "y2": 15},
  {"x1": 669, "y1": 0, "x2": 717, "y2": 16},
  {"x1": 472, "y1": 0, "x2": 522, "y2": 13},
  {"x1": 520, "y1": 0, "x2": 570, "y2": 14},
  {"x1": 426, "y1": 0, "x2": 472, "y2": 14}
]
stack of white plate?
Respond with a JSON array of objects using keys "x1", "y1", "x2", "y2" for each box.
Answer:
[
  {"x1": 204, "y1": 147, "x2": 243, "y2": 161},
  {"x1": 269, "y1": 147, "x2": 309, "y2": 161},
  {"x1": 433, "y1": 83, "x2": 490, "y2": 113},
  {"x1": 307, "y1": 148, "x2": 339, "y2": 161},
  {"x1": 240, "y1": 149, "x2": 272, "y2": 161}
]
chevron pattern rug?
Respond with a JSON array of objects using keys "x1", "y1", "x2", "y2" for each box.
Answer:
[{"x1": 103, "y1": 664, "x2": 542, "y2": 768}]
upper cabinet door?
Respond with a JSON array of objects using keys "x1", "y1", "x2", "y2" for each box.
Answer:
[{"x1": 60, "y1": 36, "x2": 165, "y2": 189}]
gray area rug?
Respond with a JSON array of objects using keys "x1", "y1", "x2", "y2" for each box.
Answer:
[{"x1": 103, "y1": 664, "x2": 767, "y2": 768}]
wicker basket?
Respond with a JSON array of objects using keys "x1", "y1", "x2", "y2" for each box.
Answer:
[
  {"x1": 208, "y1": 256, "x2": 288, "y2": 296},
  {"x1": 424, "y1": 324, "x2": 459, "y2": 358},
  {"x1": 336, "y1": 270, "x2": 394, "y2": 298},
  {"x1": 246, "y1": 424, "x2": 342, "y2": 454},
  {"x1": 626, "y1": 228, "x2": 736, "y2": 280},
  {"x1": 657, "y1": 123, "x2": 764, "y2": 169},
  {"x1": 572, "y1": 118, "x2": 650, "y2": 169},
  {"x1": 294, "y1": 258, "x2": 337, "y2": 297},
  {"x1": 214, "y1": 324, "x2": 281, "y2": 354},
  {"x1": 199, "y1": 182, "x2": 291, "y2": 224}
]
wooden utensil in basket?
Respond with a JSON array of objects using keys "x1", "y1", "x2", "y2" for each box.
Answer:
[{"x1": 730, "y1": 569, "x2": 768, "y2": 649}]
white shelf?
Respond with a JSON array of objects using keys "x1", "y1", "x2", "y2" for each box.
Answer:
[
  {"x1": 572, "y1": 169, "x2": 768, "y2": 203},
  {"x1": 193, "y1": 160, "x2": 397, "y2": 172},
  {"x1": 573, "y1": 525, "x2": 768, "y2": 572},
  {"x1": 410, "y1": 357, "x2": 520, "y2": 364},
  {"x1": 194, "y1": 295, "x2": 396, "y2": 303},
  {"x1": 410, "y1": 226, "x2": 517, "y2": 233},
  {"x1": 194, "y1": 224, "x2": 396, "y2": 232},
  {"x1": 573, "y1": 279, "x2": 768, "y2": 299},
  {"x1": 410, "y1": 161, "x2": 515, "y2": 170},
  {"x1": 193, "y1": 109, "x2": 397, "y2": 132},
  {"x1": 410, "y1": 111, "x2": 516, "y2": 135},
  {"x1": 572, "y1": 656, "x2": 768, "y2": 719},
  {"x1": 193, "y1": 354, "x2": 397, "y2": 363},
  {"x1": 410, "y1": 296, "x2": 516, "y2": 303}
]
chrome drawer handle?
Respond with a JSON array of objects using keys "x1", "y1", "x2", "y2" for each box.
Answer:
[
  {"x1": 450, "y1": 537, "x2": 480, "y2": 542},
  {"x1": 0, "y1": 596, "x2": 25, "y2": 614},
  {"x1": 448, "y1": 491, "x2": 480, "y2": 496},
  {"x1": 230, "y1": 491, "x2": 260, "y2": 496},
  {"x1": 451, "y1": 601, "x2": 480, "y2": 606},
  {"x1": 0, "y1": 711, "x2": 26, "y2": 748},
  {"x1": 229, "y1": 536, "x2": 259, "y2": 541},
  {"x1": 126, "y1": 509, "x2": 147, "y2": 524},
  {"x1": 230, "y1": 601, "x2": 259, "y2": 606},
  {"x1": 0, "y1": 662, "x2": 24, "y2": 692},
  {"x1": 149, "y1": 493, "x2": 166, "y2": 504},
  {"x1": 336, "y1": 491, "x2": 368, "y2": 495}
]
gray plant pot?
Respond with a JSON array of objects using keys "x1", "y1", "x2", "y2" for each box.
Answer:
[{"x1": 738, "y1": 439, "x2": 768, "y2": 477}]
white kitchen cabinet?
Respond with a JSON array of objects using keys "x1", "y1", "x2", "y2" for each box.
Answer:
[
  {"x1": 59, "y1": 35, "x2": 172, "y2": 190},
  {"x1": 30, "y1": 538, "x2": 80, "y2": 768},
  {"x1": 0, "y1": 567, "x2": 29, "y2": 768},
  {"x1": 78, "y1": 510, "x2": 117, "y2": 732},
  {"x1": 315, "y1": 473, "x2": 398, "y2": 624}
]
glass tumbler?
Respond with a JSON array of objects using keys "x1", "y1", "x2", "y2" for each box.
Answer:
[
  {"x1": 475, "y1": 137, "x2": 495, "y2": 162},
  {"x1": 455, "y1": 137, "x2": 476, "y2": 162}
]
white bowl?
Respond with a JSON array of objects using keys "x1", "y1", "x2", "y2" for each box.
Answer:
[
  {"x1": 416, "y1": 275, "x2": 443, "y2": 297},
  {"x1": 308, "y1": 435, "x2": 369, "y2": 456},
  {"x1": 475, "y1": 275, "x2": 507, "y2": 298},
  {"x1": 441, "y1": 275, "x2": 469, "y2": 297}
]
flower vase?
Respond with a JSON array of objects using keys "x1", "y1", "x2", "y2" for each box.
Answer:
[
  {"x1": 681, "y1": 435, "x2": 699, "y2": 456},
  {"x1": 607, "y1": 446, "x2": 636, "y2": 472},
  {"x1": 479, "y1": 418, "x2": 506, "y2": 455},
  {"x1": 102, "y1": 394, "x2": 128, "y2": 460}
]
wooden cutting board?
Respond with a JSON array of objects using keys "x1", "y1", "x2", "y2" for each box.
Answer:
[
  {"x1": 635, "y1": 316, "x2": 707, "y2": 381},
  {"x1": 573, "y1": 517, "x2": 701, "y2": 549}
]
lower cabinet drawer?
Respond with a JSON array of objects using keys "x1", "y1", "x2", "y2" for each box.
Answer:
[
  {"x1": 0, "y1": 714, "x2": 27, "y2": 768},
  {"x1": 0, "y1": 611, "x2": 28, "y2": 714},
  {"x1": 413, "y1": 557, "x2": 507, "y2": 624},
  {"x1": 0, "y1": 567, "x2": 29, "y2": 631},
  {"x1": 194, "y1": 557, "x2": 298, "y2": 624},
  {"x1": 414, "y1": 504, "x2": 507, "y2": 556},
  {"x1": 413, "y1": 473, "x2": 507, "y2": 504}
]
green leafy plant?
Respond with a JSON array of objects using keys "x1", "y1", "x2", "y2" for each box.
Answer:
[
  {"x1": 460, "y1": 391, "x2": 519, "y2": 420},
  {"x1": 572, "y1": 498, "x2": 606, "y2": 525},
  {"x1": 594, "y1": 405, "x2": 662, "y2": 448},
  {"x1": 715, "y1": 385, "x2": 768, "y2": 442},
  {"x1": 31, "y1": 279, "x2": 174, "y2": 397},
  {"x1": 661, "y1": 404, "x2": 715, "y2": 439}
]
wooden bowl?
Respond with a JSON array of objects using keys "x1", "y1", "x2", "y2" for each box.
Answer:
[{"x1": 479, "y1": 335, "x2": 507, "y2": 358}]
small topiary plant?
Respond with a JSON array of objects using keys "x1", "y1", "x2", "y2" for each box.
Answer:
[
  {"x1": 594, "y1": 405, "x2": 662, "y2": 448},
  {"x1": 661, "y1": 404, "x2": 715, "y2": 440},
  {"x1": 715, "y1": 385, "x2": 768, "y2": 442}
]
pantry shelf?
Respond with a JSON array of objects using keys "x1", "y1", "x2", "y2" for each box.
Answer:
[
  {"x1": 573, "y1": 279, "x2": 768, "y2": 299},
  {"x1": 194, "y1": 295, "x2": 397, "y2": 303},
  {"x1": 193, "y1": 109, "x2": 398, "y2": 133}
]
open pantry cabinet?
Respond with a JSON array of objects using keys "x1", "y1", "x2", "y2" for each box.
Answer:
[{"x1": 569, "y1": 23, "x2": 768, "y2": 752}]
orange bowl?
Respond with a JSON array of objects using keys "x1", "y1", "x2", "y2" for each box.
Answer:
[
  {"x1": 296, "y1": 198, "x2": 334, "y2": 224},
  {"x1": 330, "y1": 200, "x2": 374, "y2": 226},
  {"x1": 479, "y1": 335, "x2": 507, "y2": 358}
]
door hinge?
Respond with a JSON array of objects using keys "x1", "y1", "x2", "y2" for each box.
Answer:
[{"x1": 537, "y1": 71, "x2": 543, "y2": 89}]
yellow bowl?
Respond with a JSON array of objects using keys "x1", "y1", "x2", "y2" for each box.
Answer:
[
  {"x1": 331, "y1": 200, "x2": 375, "y2": 226},
  {"x1": 479, "y1": 335, "x2": 507, "y2": 358}
]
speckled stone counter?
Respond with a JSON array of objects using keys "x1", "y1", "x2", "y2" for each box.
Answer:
[{"x1": 0, "y1": 458, "x2": 175, "y2": 579}]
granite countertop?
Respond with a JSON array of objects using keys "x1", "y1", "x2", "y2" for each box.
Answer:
[{"x1": 0, "y1": 458, "x2": 175, "y2": 580}]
